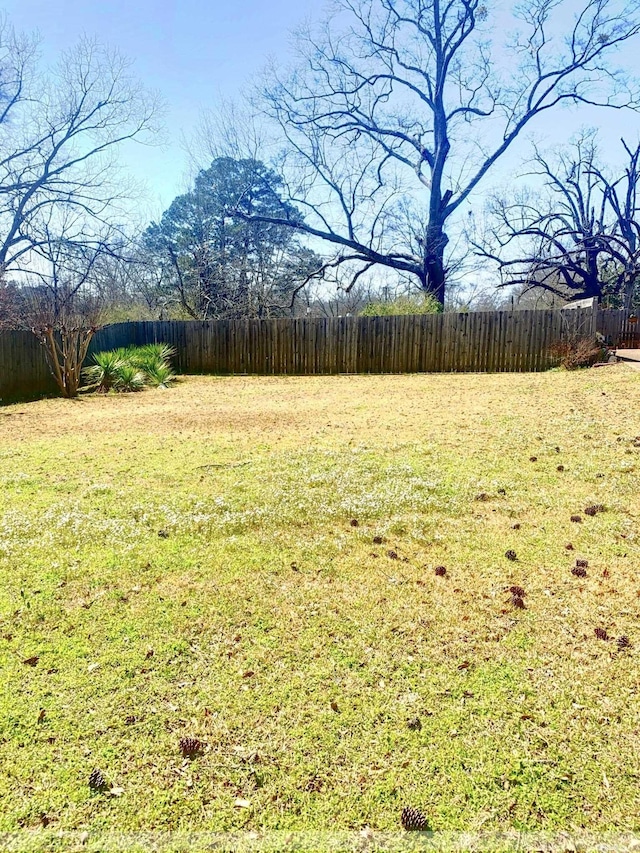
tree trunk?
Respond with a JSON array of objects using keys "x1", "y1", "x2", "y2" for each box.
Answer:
[
  {"x1": 423, "y1": 224, "x2": 449, "y2": 306},
  {"x1": 583, "y1": 244, "x2": 602, "y2": 302},
  {"x1": 38, "y1": 327, "x2": 95, "y2": 398}
]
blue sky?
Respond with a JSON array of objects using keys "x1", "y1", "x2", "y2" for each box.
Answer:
[
  {"x1": 1, "y1": 0, "x2": 322, "y2": 210},
  {"x1": 3, "y1": 0, "x2": 640, "y2": 221}
]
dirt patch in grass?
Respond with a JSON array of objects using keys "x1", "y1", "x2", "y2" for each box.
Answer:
[{"x1": 0, "y1": 370, "x2": 639, "y2": 839}]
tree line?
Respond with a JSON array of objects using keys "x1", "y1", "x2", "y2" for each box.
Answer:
[{"x1": 1, "y1": 2, "x2": 640, "y2": 394}]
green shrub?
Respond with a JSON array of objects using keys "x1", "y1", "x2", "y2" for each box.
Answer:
[
  {"x1": 360, "y1": 293, "x2": 442, "y2": 316},
  {"x1": 128, "y1": 344, "x2": 176, "y2": 373},
  {"x1": 143, "y1": 361, "x2": 176, "y2": 389},
  {"x1": 113, "y1": 364, "x2": 146, "y2": 392},
  {"x1": 83, "y1": 344, "x2": 177, "y2": 392},
  {"x1": 83, "y1": 350, "x2": 127, "y2": 392}
]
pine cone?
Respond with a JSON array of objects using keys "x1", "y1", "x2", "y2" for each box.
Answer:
[
  {"x1": 180, "y1": 736, "x2": 204, "y2": 758},
  {"x1": 401, "y1": 806, "x2": 429, "y2": 832},
  {"x1": 585, "y1": 504, "x2": 605, "y2": 517},
  {"x1": 594, "y1": 628, "x2": 609, "y2": 641},
  {"x1": 350, "y1": 519, "x2": 359, "y2": 527},
  {"x1": 373, "y1": 536, "x2": 384, "y2": 545},
  {"x1": 509, "y1": 585, "x2": 525, "y2": 598},
  {"x1": 407, "y1": 717, "x2": 422, "y2": 731},
  {"x1": 505, "y1": 550, "x2": 517, "y2": 561},
  {"x1": 386, "y1": 550, "x2": 399, "y2": 560},
  {"x1": 617, "y1": 636, "x2": 631, "y2": 650},
  {"x1": 88, "y1": 768, "x2": 107, "y2": 790},
  {"x1": 571, "y1": 566, "x2": 587, "y2": 578},
  {"x1": 570, "y1": 515, "x2": 582, "y2": 523},
  {"x1": 434, "y1": 566, "x2": 447, "y2": 577},
  {"x1": 511, "y1": 523, "x2": 521, "y2": 530},
  {"x1": 511, "y1": 595, "x2": 526, "y2": 609},
  {"x1": 529, "y1": 456, "x2": 537, "y2": 462},
  {"x1": 557, "y1": 465, "x2": 565, "y2": 472},
  {"x1": 565, "y1": 543, "x2": 574, "y2": 550},
  {"x1": 576, "y1": 559, "x2": 588, "y2": 568}
]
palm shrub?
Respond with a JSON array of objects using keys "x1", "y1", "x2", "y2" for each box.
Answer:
[
  {"x1": 112, "y1": 363, "x2": 146, "y2": 392},
  {"x1": 128, "y1": 344, "x2": 176, "y2": 373},
  {"x1": 83, "y1": 343, "x2": 177, "y2": 392},
  {"x1": 143, "y1": 361, "x2": 176, "y2": 389},
  {"x1": 83, "y1": 350, "x2": 127, "y2": 392}
]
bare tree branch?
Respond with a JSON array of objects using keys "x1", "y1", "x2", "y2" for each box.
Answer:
[
  {"x1": 246, "y1": 0, "x2": 640, "y2": 304},
  {"x1": 473, "y1": 132, "x2": 640, "y2": 309}
]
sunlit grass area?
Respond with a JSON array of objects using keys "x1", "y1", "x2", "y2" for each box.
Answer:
[{"x1": 1, "y1": 369, "x2": 639, "y2": 846}]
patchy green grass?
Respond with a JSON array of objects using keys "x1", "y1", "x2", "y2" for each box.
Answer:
[{"x1": 0, "y1": 370, "x2": 639, "y2": 845}]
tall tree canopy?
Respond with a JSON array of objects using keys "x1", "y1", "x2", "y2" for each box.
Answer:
[
  {"x1": 142, "y1": 157, "x2": 321, "y2": 319},
  {"x1": 244, "y1": 0, "x2": 640, "y2": 305}
]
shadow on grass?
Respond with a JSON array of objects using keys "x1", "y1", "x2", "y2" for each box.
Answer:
[{"x1": 0, "y1": 389, "x2": 62, "y2": 407}]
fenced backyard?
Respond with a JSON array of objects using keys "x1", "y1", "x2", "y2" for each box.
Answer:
[{"x1": 0, "y1": 306, "x2": 633, "y2": 401}]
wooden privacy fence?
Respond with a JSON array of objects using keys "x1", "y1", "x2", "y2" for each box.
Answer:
[
  {"x1": 0, "y1": 307, "x2": 630, "y2": 401},
  {"x1": 0, "y1": 329, "x2": 58, "y2": 400},
  {"x1": 92, "y1": 309, "x2": 597, "y2": 376},
  {"x1": 598, "y1": 308, "x2": 639, "y2": 348}
]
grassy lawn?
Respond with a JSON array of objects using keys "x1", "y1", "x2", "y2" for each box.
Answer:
[{"x1": 1, "y1": 369, "x2": 639, "y2": 846}]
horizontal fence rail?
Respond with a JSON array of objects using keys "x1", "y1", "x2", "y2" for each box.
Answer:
[{"x1": 0, "y1": 308, "x2": 631, "y2": 401}]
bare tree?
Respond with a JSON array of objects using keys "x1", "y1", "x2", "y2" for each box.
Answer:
[
  {"x1": 295, "y1": 280, "x2": 376, "y2": 317},
  {"x1": 244, "y1": 0, "x2": 640, "y2": 305},
  {"x1": 475, "y1": 133, "x2": 640, "y2": 308},
  {"x1": 9, "y1": 211, "x2": 131, "y2": 397},
  {"x1": 0, "y1": 21, "x2": 161, "y2": 395},
  {"x1": 0, "y1": 28, "x2": 159, "y2": 275}
]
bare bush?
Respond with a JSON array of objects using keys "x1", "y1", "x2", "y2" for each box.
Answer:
[{"x1": 549, "y1": 338, "x2": 604, "y2": 370}]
